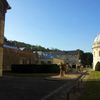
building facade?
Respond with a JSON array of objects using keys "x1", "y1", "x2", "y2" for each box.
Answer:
[
  {"x1": 39, "y1": 58, "x2": 64, "y2": 65},
  {"x1": 0, "y1": 0, "x2": 11, "y2": 76},
  {"x1": 38, "y1": 50, "x2": 80, "y2": 66},
  {"x1": 3, "y1": 46, "x2": 38, "y2": 71},
  {"x1": 92, "y1": 34, "x2": 100, "y2": 70}
]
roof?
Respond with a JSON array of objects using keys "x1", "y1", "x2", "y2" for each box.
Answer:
[
  {"x1": 3, "y1": 44, "x2": 18, "y2": 50},
  {"x1": 0, "y1": 0, "x2": 11, "y2": 10},
  {"x1": 93, "y1": 34, "x2": 100, "y2": 44}
]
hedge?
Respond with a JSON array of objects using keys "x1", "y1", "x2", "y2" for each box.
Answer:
[{"x1": 11, "y1": 64, "x2": 60, "y2": 73}]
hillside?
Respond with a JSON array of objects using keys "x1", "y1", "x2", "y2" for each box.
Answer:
[{"x1": 4, "y1": 37, "x2": 61, "y2": 52}]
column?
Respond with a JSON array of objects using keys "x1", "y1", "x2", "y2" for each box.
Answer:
[{"x1": 0, "y1": 15, "x2": 5, "y2": 76}]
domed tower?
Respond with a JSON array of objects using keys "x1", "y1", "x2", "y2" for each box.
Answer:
[{"x1": 92, "y1": 34, "x2": 100, "y2": 70}]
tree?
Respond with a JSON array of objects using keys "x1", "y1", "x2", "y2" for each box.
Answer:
[
  {"x1": 84, "y1": 52, "x2": 93, "y2": 67},
  {"x1": 77, "y1": 50, "x2": 93, "y2": 67},
  {"x1": 77, "y1": 49, "x2": 85, "y2": 65},
  {"x1": 4, "y1": 37, "x2": 8, "y2": 42}
]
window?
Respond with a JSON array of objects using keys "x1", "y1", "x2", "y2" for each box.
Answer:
[
  {"x1": 47, "y1": 61, "x2": 52, "y2": 64},
  {"x1": 41, "y1": 61, "x2": 45, "y2": 64},
  {"x1": 22, "y1": 59, "x2": 25, "y2": 64},
  {"x1": 94, "y1": 52, "x2": 95, "y2": 56},
  {"x1": 99, "y1": 51, "x2": 100, "y2": 57},
  {"x1": 29, "y1": 59, "x2": 31, "y2": 64}
]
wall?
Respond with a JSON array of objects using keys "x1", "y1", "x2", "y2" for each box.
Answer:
[
  {"x1": 93, "y1": 44, "x2": 100, "y2": 70},
  {"x1": 39, "y1": 58, "x2": 64, "y2": 65},
  {"x1": 3, "y1": 48, "x2": 39, "y2": 71},
  {"x1": 0, "y1": 12, "x2": 5, "y2": 76},
  {"x1": 52, "y1": 58, "x2": 64, "y2": 64},
  {"x1": 0, "y1": 0, "x2": 10, "y2": 76}
]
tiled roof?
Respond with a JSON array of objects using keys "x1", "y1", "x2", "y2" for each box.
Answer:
[{"x1": 3, "y1": 44, "x2": 18, "y2": 50}]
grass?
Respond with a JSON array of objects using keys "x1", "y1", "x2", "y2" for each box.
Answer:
[{"x1": 80, "y1": 71, "x2": 100, "y2": 100}]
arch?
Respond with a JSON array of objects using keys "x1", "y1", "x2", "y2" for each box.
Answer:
[{"x1": 95, "y1": 61, "x2": 100, "y2": 71}]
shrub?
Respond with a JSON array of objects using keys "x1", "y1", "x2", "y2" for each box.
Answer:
[
  {"x1": 95, "y1": 62, "x2": 100, "y2": 71},
  {"x1": 11, "y1": 64, "x2": 60, "y2": 73}
]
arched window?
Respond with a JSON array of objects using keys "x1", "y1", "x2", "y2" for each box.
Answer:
[
  {"x1": 99, "y1": 51, "x2": 100, "y2": 57},
  {"x1": 94, "y1": 52, "x2": 95, "y2": 56}
]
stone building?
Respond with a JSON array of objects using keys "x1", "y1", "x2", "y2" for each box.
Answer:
[
  {"x1": 3, "y1": 46, "x2": 38, "y2": 71},
  {"x1": 92, "y1": 34, "x2": 100, "y2": 70},
  {"x1": 39, "y1": 58, "x2": 64, "y2": 65},
  {"x1": 37, "y1": 50, "x2": 80, "y2": 66},
  {"x1": 0, "y1": 0, "x2": 11, "y2": 76}
]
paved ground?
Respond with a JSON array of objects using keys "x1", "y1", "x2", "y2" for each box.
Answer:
[
  {"x1": 0, "y1": 75, "x2": 74, "y2": 100},
  {"x1": 0, "y1": 72, "x2": 84, "y2": 100}
]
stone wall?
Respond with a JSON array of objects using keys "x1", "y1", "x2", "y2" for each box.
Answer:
[
  {"x1": 3, "y1": 48, "x2": 39, "y2": 71},
  {"x1": 0, "y1": 11, "x2": 5, "y2": 76},
  {"x1": 0, "y1": 0, "x2": 10, "y2": 76},
  {"x1": 39, "y1": 58, "x2": 64, "y2": 65}
]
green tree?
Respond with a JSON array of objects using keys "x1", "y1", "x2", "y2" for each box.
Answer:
[{"x1": 84, "y1": 52, "x2": 93, "y2": 67}]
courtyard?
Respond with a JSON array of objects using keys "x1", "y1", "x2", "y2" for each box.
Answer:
[{"x1": 0, "y1": 73, "x2": 82, "y2": 100}]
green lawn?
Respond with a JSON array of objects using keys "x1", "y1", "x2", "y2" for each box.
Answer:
[{"x1": 80, "y1": 71, "x2": 100, "y2": 100}]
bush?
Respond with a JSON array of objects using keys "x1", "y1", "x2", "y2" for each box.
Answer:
[
  {"x1": 11, "y1": 64, "x2": 60, "y2": 73},
  {"x1": 95, "y1": 62, "x2": 100, "y2": 71}
]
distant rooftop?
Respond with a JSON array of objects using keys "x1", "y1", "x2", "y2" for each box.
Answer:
[
  {"x1": 0, "y1": 0, "x2": 11, "y2": 9},
  {"x1": 3, "y1": 44, "x2": 18, "y2": 50}
]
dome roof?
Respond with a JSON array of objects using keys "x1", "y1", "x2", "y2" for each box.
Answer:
[{"x1": 93, "y1": 34, "x2": 100, "y2": 44}]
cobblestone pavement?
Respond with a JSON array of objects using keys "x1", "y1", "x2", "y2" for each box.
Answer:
[{"x1": 0, "y1": 75, "x2": 76, "y2": 100}]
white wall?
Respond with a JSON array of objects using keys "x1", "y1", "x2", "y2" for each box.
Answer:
[{"x1": 93, "y1": 45, "x2": 100, "y2": 70}]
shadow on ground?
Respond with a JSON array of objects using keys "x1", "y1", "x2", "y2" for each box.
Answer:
[{"x1": 0, "y1": 74, "x2": 76, "y2": 100}]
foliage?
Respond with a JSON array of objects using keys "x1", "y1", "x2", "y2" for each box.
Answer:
[
  {"x1": 4, "y1": 37, "x2": 61, "y2": 52},
  {"x1": 77, "y1": 49, "x2": 93, "y2": 67},
  {"x1": 77, "y1": 49, "x2": 85, "y2": 65},
  {"x1": 11, "y1": 64, "x2": 60, "y2": 73},
  {"x1": 84, "y1": 52, "x2": 93, "y2": 66}
]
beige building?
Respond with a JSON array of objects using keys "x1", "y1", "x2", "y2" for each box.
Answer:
[
  {"x1": 0, "y1": 0, "x2": 11, "y2": 76},
  {"x1": 38, "y1": 50, "x2": 80, "y2": 66},
  {"x1": 39, "y1": 58, "x2": 64, "y2": 65},
  {"x1": 3, "y1": 47, "x2": 38, "y2": 71},
  {"x1": 92, "y1": 34, "x2": 100, "y2": 70}
]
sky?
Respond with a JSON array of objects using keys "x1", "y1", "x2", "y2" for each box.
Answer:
[{"x1": 4, "y1": 0, "x2": 100, "y2": 52}]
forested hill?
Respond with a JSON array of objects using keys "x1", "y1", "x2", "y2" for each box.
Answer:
[{"x1": 4, "y1": 37, "x2": 61, "y2": 51}]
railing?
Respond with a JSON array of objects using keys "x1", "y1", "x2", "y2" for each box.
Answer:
[{"x1": 41, "y1": 72, "x2": 87, "y2": 100}]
